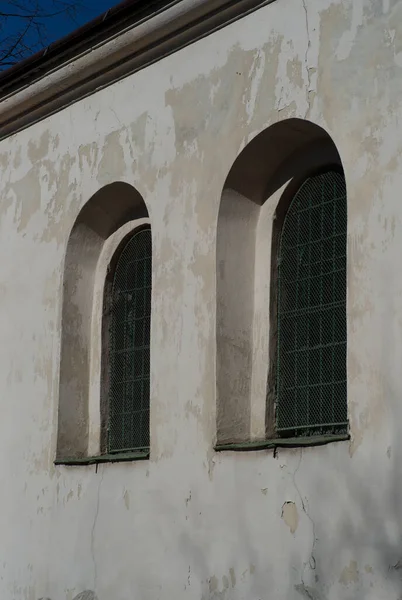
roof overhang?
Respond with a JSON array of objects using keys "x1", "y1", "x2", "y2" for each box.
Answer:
[{"x1": 0, "y1": 0, "x2": 275, "y2": 142}]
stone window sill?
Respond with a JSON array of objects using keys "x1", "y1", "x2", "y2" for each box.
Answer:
[
  {"x1": 55, "y1": 450, "x2": 149, "y2": 466},
  {"x1": 214, "y1": 433, "x2": 349, "y2": 452}
]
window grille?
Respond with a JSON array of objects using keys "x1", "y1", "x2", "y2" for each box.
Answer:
[
  {"x1": 276, "y1": 170, "x2": 347, "y2": 437},
  {"x1": 108, "y1": 227, "x2": 151, "y2": 453}
]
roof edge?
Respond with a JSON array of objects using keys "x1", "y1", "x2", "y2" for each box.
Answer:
[
  {"x1": 0, "y1": 0, "x2": 160, "y2": 90},
  {"x1": 0, "y1": 0, "x2": 275, "y2": 141}
]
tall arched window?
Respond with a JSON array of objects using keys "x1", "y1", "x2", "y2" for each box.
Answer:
[
  {"x1": 276, "y1": 169, "x2": 347, "y2": 438},
  {"x1": 216, "y1": 118, "x2": 348, "y2": 449},
  {"x1": 57, "y1": 182, "x2": 150, "y2": 463},
  {"x1": 102, "y1": 226, "x2": 152, "y2": 454}
]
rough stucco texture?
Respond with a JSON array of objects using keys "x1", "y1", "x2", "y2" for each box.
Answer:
[{"x1": 0, "y1": 0, "x2": 401, "y2": 598}]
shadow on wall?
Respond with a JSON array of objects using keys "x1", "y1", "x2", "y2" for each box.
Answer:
[
  {"x1": 284, "y1": 171, "x2": 402, "y2": 599},
  {"x1": 175, "y1": 443, "x2": 402, "y2": 600},
  {"x1": 210, "y1": 117, "x2": 402, "y2": 597},
  {"x1": 292, "y1": 442, "x2": 402, "y2": 599}
]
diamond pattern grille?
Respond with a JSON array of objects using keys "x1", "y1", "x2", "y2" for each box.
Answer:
[
  {"x1": 276, "y1": 170, "x2": 347, "y2": 437},
  {"x1": 108, "y1": 227, "x2": 151, "y2": 453}
]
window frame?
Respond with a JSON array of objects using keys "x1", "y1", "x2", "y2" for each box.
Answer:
[
  {"x1": 100, "y1": 223, "x2": 152, "y2": 457},
  {"x1": 267, "y1": 164, "x2": 348, "y2": 441}
]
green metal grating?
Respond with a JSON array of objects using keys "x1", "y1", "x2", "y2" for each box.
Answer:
[
  {"x1": 108, "y1": 227, "x2": 151, "y2": 453},
  {"x1": 276, "y1": 170, "x2": 347, "y2": 437}
]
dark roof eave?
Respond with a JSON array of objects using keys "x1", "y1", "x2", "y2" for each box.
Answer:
[{"x1": 0, "y1": 0, "x2": 175, "y2": 94}]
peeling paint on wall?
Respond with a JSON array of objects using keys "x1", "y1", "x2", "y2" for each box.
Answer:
[
  {"x1": 339, "y1": 560, "x2": 359, "y2": 585},
  {"x1": 281, "y1": 501, "x2": 299, "y2": 534}
]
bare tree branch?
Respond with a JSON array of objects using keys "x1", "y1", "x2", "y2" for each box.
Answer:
[{"x1": 0, "y1": 0, "x2": 87, "y2": 69}]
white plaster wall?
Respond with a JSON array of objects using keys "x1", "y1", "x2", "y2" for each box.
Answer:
[{"x1": 0, "y1": 0, "x2": 401, "y2": 598}]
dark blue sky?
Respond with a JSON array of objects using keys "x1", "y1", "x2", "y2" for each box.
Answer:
[
  {"x1": 0, "y1": 0, "x2": 119, "y2": 69},
  {"x1": 46, "y1": 0, "x2": 118, "y2": 42}
]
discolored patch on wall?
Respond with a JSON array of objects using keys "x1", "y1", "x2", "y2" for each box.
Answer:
[
  {"x1": 97, "y1": 130, "x2": 126, "y2": 186},
  {"x1": 281, "y1": 501, "x2": 299, "y2": 534},
  {"x1": 339, "y1": 560, "x2": 359, "y2": 585},
  {"x1": 28, "y1": 131, "x2": 50, "y2": 164},
  {"x1": 11, "y1": 168, "x2": 41, "y2": 233}
]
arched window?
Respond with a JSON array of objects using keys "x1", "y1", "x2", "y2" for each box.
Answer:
[
  {"x1": 57, "y1": 182, "x2": 150, "y2": 463},
  {"x1": 102, "y1": 226, "x2": 152, "y2": 454},
  {"x1": 276, "y1": 169, "x2": 347, "y2": 438},
  {"x1": 216, "y1": 118, "x2": 349, "y2": 449}
]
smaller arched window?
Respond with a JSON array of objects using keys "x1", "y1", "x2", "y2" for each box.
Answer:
[
  {"x1": 276, "y1": 169, "x2": 347, "y2": 438},
  {"x1": 102, "y1": 226, "x2": 152, "y2": 455}
]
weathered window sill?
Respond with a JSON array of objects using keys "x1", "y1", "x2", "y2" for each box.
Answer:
[
  {"x1": 55, "y1": 450, "x2": 149, "y2": 466},
  {"x1": 214, "y1": 433, "x2": 349, "y2": 452}
]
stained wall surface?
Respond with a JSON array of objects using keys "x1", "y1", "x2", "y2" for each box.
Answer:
[{"x1": 0, "y1": 0, "x2": 400, "y2": 598}]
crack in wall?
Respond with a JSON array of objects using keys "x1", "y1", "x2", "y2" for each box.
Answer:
[
  {"x1": 295, "y1": 582, "x2": 325, "y2": 600},
  {"x1": 90, "y1": 467, "x2": 104, "y2": 592},
  {"x1": 293, "y1": 450, "x2": 317, "y2": 590}
]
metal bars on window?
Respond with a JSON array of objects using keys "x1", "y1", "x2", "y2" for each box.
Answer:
[
  {"x1": 276, "y1": 170, "x2": 347, "y2": 437},
  {"x1": 108, "y1": 227, "x2": 151, "y2": 453}
]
